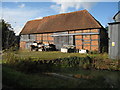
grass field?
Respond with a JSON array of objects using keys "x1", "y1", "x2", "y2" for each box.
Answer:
[
  {"x1": 2, "y1": 50, "x2": 120, "y2": 88},
  {"x1": 3, "y1": 66, "x2": 80, "y2": 88},
  {"x1": 3, "y1": 50, "x2": 108, "y2": 61},
  {"x1": 3, "y1": 64, "x2": 120, "y2": 88}
]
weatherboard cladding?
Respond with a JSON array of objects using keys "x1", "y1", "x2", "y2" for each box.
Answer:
[
  {"x1": 108, "y1": 23, "x2": 120, "y2": 59},
  {"x1": 108, "y1": 11, "x2": 120, "y2": 59},
  {"x1": 20, "y1": 10, "x2": 103, "y2": 35}
]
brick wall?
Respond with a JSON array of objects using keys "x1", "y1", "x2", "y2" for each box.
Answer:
[
  {"x1": 35, "y1": 33, "x2": 54, "y2": 44},
  {"x1": 20, "y1": 29, "x2": 103, "y2": 52},
  {"x1": 20, "y1": 41, "x2": 26, "y2": 50},
  {"x1": 73, "y1": 29, "x2": 99, "y2": 51}
]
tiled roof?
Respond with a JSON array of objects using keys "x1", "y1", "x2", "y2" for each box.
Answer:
[{"x1": 20, "y1": 10, "x2": 103, "y2": 35}]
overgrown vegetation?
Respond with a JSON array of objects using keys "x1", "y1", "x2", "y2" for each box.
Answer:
[
  {"x1": 3, "y1": 55, "x2": 92, "y2": 73},
  {"x1": 3, "y1": 51, "x2": 120, "y2": 71},
  {"x1": 2, "y1": 51, "x2": 120, "y2": 88}
]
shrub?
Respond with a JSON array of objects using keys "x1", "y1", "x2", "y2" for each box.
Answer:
[
  {"x1": 3, "y1": 52, "x2": 17, "y2": 64},
  {"x1": 89, "y1": 50, "x2": 99, "y2": 54},
  {"x1": 3, "y1": 55, "x2": 92, "y2": 73}
]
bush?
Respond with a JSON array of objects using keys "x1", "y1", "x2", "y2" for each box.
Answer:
[
  {"x1": 89, "y1": 50, "x2": 99, "y2": 54},
  {"x1": 3, "y1": 53, "x2": 92, "y2": 73},
  {"x1": 3, "y1": 52, "x2": 17, "y2": 64}
]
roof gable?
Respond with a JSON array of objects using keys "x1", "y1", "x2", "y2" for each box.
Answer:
[{"x1": 20, "y1": 19, "x2": 42, "y2": 34}]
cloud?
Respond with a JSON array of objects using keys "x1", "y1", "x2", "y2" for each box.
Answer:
[
  {"x1": 50, "y1": 4, "x2": 61, "y2": 12},
  {"x1": 35, "y1": 17, "x2": 43, "y2": 20},
  {"x1": 0, "y1": 7, "x2": 40, "y2": 35},
  {"x1": 18, "y1": 3, "x2": 25, "y2": 8},
  {"x1": 51, "y1": 0, "x2": 98, "y2": 13}
]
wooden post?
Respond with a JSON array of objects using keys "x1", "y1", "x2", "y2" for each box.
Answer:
[
  {"x1": 90, "y1": 29, "x2": 92, "y2": 51},
  {"x1": 82, "y1": 30, "x2": 84, "y2": 49},
  {"x1": 41, "y1": 34, "x2": 43, "y2": 43},
  {"x1": 68, "y1": 31, "x2": 69, "y2": 45}
]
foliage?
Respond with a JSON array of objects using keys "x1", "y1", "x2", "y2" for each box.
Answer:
[
  {"x1": 3, "y1": 51, "x2": 120, "y2": 88},
  {"x1": 3, "y1": 51, "x2": 120, "y2": 72},
  {"x1": 89, "y1": 50, "x2": 100, "y2": 54},
  {"x1": 0, "y1": 19, "x2": 19, "y2": 51},
  {"x1": 3, "y1": 53, "x2": 92, "y2": 73},
  {"x1": 105, "y1": 26, "x2": 108, "y2": 31}
]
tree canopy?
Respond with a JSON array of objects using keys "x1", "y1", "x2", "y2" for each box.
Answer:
[{"x1": 0, "y1": 19, "x2": 19, "y2": 50}]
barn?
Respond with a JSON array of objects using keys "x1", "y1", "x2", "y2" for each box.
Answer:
[{"x1": 20, "y1": 10, "x2": 108, "y2": 52}]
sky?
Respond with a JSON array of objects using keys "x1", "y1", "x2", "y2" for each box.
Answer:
[{"x1": 0, "y1": 1, "x2": 119, "y2": 35}]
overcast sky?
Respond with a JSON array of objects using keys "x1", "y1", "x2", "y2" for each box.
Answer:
[{"x1": 1, "y1": 1, "x2": 119, "y2": 35}]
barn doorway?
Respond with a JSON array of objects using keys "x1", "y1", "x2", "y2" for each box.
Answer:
[{"x1": 54, "y1": 35, "x2": 75, "y2": 50}]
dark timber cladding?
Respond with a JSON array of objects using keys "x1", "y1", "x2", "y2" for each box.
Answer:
[{"x1": 20, "y1": 10, "x2": 107, "y2": 52}]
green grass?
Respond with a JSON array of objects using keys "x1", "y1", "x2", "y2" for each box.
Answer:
[
  {"x1": 3, "y1": 65, "x2": 120, "y2": 88},
  {"x1": 15, "y1": 51, "x2": 88, "y2": 60},
  {"x1": 2, "y1": 65, "x2": 81, "y2": 88},
  {"x1": 3, "y1": 50, "x2": 108, "y2": 61},
  {"x1": 3, "y1": 50, "x2": 119, "y2": 71},
  {"x1": 2, "y1": 51, "x2": 120, "y2": 88}
]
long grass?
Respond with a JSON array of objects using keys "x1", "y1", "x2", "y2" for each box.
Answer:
[
  {"x1": 3, "y1": 50, "x2": 119, "y2": 71},
  {"x1": 3, "y1": 65, "x2": 120, "y2": 88},
  {"x1": 3, "y1": 65, "x2": 80, "y2": 88},
  {"x1": 2, "y1": 50, "x2": 120, "y2": 88},
  {"x1": 15, "y1": 51, "x2": 88, "y2": 60},
  {"x1": 3, "y1": 50, "x2": 108, "y2": 61}
]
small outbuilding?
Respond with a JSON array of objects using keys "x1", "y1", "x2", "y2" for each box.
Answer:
[
  {"x1": 20, "y1": 10, "x2": 108, "y2": 52},
  {"x1": 108, "y1": 11, "x2": 120, "y2": 59}
]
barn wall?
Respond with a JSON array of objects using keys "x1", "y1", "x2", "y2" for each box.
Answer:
[
  {"x1": 20, "y1": 29, "x2": 102, "y2": 52},
  {"x1": 36, "y1": 33, "x2": 54, "y2": 44},
  {"x1": 74, "y1": 29, "x2": 99, "y2": 51},
  {"x1": 20, "y1": 41, "x2": 26, "y2": 50},
  {"x1": 20, "y1": 34, "x2": 36, "y2": 50}
]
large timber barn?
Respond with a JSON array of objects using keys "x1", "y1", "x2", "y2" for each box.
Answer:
[{"x1": 20, "y1": 10, "x2": 108, "y2": 52}]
